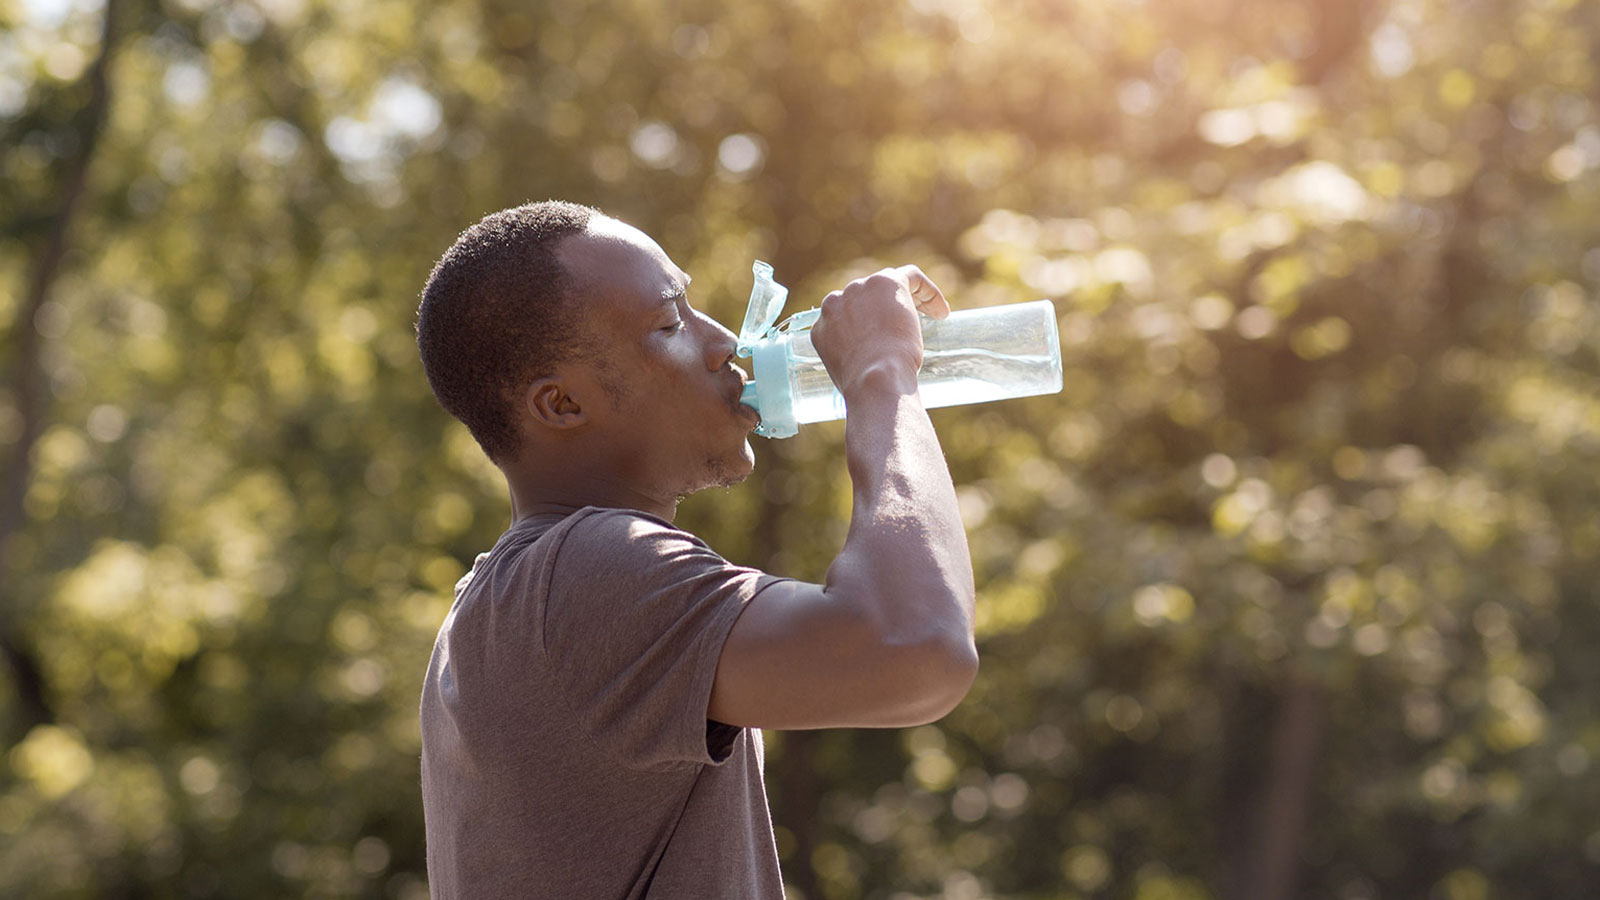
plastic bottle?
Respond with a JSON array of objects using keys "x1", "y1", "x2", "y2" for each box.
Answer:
[{"x1": 735, "y1": 261, "x2": 1063, "y2": 438}]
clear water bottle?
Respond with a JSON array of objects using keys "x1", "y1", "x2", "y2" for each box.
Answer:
[{"x1": 735, "y1": 261, "x2": 1063, "y2": 438}]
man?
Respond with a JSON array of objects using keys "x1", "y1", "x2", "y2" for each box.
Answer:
[{"x1": 415, "y1": 200, "x2": 977, "y2": 899}]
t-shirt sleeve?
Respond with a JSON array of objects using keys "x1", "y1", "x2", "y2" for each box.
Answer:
[{"x1": 541, "y1": 508, "x2": 783, "y2": 772}]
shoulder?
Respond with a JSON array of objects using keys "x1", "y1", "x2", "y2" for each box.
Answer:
[{"x1": 543, "y1": 507, "x2": 773, "y2": 607}]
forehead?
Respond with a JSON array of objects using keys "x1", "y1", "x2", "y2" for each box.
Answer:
[{"x1": 557, "y1": 217, "x2": 687, "y2": 321}]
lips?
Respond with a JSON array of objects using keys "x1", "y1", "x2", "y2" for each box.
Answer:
[{"x1": 726, "y1": 371, "x2": 760, "y2": 427}]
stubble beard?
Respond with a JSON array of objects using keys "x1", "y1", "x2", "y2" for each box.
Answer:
[
  {"x1": 672, "y1": 441, "x2": 755, "y2": 502},
  {"x1": 706, "y1": 450, "x2": 754, "y2": 489}
]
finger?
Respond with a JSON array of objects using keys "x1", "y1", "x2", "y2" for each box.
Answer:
[{"x1": 897, "y1": 265, "x2": 950, "y2": 319}]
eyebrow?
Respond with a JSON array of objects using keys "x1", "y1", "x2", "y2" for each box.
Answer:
[{"x1": 660, "y1": 274, "x2": 691, "y2": 305}]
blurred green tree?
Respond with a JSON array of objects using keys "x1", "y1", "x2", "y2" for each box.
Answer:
[{"x1": 1, "y1": 0, "x2": 1597, "y2": 897}]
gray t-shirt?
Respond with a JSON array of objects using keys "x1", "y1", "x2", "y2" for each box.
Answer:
[{"x1": 419, "y1": 506, "x2": 788, "y2": 899}]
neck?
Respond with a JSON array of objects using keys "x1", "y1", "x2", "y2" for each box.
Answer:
[{"x1": 504, "y1": 459, "x2": 677, "y2": 524}]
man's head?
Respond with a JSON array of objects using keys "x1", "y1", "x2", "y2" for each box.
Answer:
[
  {"x1": 417, "y1": 200, "x2": 598, "y2": 463},
  {"x1": 416, "y1": 201, "x2": 758, "y2": 508}
]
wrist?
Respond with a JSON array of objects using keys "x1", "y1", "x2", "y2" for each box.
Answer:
[{"x1": 837, "y1": 360, "x2": 921, "y2": 403}]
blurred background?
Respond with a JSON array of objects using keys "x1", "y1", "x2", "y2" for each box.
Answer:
[{"x1": 3, "y1": 0, "x2": 1599, "y2": 896}]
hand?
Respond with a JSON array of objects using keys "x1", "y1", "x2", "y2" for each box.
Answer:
[{"x1": 809, "y1": 265, "x2": 950, "y2": 400}]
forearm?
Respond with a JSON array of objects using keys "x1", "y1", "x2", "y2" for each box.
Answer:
[
  {"x1": 823, "y1": 377, "x2": 976, "y2": 655},
  {"x1": 710, "y1": 265, "x2": 974, "y2": 728}
]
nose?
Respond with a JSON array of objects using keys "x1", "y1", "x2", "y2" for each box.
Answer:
[{"x1": 698, "y1": 310, "x2": 738, "y2": 369}]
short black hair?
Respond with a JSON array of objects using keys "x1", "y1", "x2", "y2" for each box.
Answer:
[{"x1": 416, "y1": 200, "x2": 598, "y2": 463}]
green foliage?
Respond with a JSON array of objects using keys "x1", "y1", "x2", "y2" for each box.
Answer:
[{"x1": 2, "y1": 0, "x2": 1598, "y2": 897}]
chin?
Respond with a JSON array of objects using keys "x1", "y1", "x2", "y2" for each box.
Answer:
[{"x1": 704, "y1": 440, "x2": 756, "y2": 490}]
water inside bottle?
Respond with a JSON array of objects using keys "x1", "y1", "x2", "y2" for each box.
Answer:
[
  {"x1": 783, "y1": 333, "x2": 1060, "y2": 425},
  {"x1": 784, "y1": 334, "x2": 846, "y2": 424},
  {"x1": 916, "y1": 347, "x2": 1062, "y2": 410}
]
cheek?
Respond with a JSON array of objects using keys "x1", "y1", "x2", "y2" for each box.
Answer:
[
  {"x1": 647, "y1": 351, "x2": 710, "y2": 393},
  {"x1": 638, "y1": 337, "x2": 698, "y2": 371}
]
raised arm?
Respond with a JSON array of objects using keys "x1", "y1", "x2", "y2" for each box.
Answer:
[{"x1": 707, "y1": 266, "x2": 977, "y2": 730}]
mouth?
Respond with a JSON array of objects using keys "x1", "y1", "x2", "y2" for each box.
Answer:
[{"x1": 727, "y1": 372, "x2": 760, "y2": 428}]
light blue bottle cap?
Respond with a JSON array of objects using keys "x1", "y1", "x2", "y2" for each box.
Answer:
[{"x1": 746, "y1": 336, "x2": 798, "y2": 438}]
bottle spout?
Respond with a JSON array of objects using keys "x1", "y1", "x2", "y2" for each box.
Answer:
[
  {"x1": 739, "y1": 376, "x2": 797, "y2": 438},
  {"x1": 742, "y1": 338, "x2": 800, "y2": 439}
]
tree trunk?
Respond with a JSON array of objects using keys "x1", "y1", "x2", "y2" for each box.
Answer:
[
  {"x1": 1236, "y1": 675, "x2": 1324, "y2": 900},
  {"x1": 0, "y1": 0, "x2": 121, "y2": 743}
]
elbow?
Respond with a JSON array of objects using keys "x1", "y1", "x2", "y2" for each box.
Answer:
[
  {"x1": 822, "y1": 582, "x2": 980, "y2": 727},
  {"x1": 929, "y1": 636, "x2": 980, "y2": 720},
  {"x1": 889, "y1": 633, "x2": 979, "y2": 726}
]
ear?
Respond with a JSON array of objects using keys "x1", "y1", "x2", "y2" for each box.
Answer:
[{"x1": 523, "y1": 376, "x2": 587, "y2": 430}]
